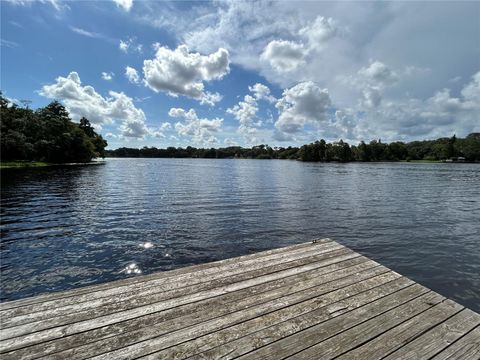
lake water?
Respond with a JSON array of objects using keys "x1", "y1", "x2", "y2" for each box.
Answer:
[{"x1": 1, "y1": 158, "x2": 479, "y2": 311}]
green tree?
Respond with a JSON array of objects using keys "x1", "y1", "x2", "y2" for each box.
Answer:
[
  {"x1": 79, "y1": 117, "x2": 95, "y2": 137},
  {"x1": 0, "y1": 94, "x2": 107, "y2": 163},
  {"x1": 357, "y1": 141, "x2": 371, "y2": 161},
  {"x1": 460, "y1": 133, "x2": 480, "y2": 161},
  {"x1": 446, "y1": 134, "x2": 456, "y2": 159}
]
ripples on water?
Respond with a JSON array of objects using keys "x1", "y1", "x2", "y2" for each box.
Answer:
[{"x1": 1, "y1": 159, "x2": 479, "y2": 311}]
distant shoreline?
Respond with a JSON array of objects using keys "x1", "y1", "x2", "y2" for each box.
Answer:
[
  {"x1": 104, "y1": 134, "x2": 480, "y2": 163},
  {"x1": 104, "y1": 157, "x2": 478, "y2": 164},
  {"x1": 0, "y1": 160, "x2": 106, "y2": 169}
]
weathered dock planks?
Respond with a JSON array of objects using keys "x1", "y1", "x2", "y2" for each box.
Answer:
[{"x1": 0, "y1": 238, "x2": 479, "y2": 359}]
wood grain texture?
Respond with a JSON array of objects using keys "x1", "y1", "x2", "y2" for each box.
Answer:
[
  {"x1": 0, "y1": 239, "x2": 332, "y2": 311},
  {"x1": 0, "y1": 257, "x2": 376, "y2": 351},
  {"x1": 336, "y1": 298, "x2": 464, "y2": 360},
  {"x1": 1, "y1": 243, "x2": 347, "y2": 329},
  {"x1": 1, "y1": 240, "x2": 339, "y2": 320},
  {"x1": 157, "y1": 274, "x2": 410, "y2": 360},
  {"x1": 432, "y1": 326, "x2": 480, "y2": 360},
  {"x1": 382, "y1": 308, "x2": 480, "y2": 360},
  {"x1": 1, "y1": 239, "x2": 479, "y2": 360},
  {"x1": 77, "y1": 263, "x2": 386, "y2": 359},
  {"x1": 237, "y1": 283, "x2": 429, "y2": 360},
  {"x1": 287, "y1": 291, "x2": 446, "y2": 360}
]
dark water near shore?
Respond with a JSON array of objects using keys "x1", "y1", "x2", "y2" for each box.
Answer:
[{"x1": 1, "y1": 159, "x2": 479, "y2": 311}]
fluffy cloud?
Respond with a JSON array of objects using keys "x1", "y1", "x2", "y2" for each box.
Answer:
[
  {"x1": 143, "y1": 44, "x2": 229, "y2": 105},
  {"x1": 275, "y1": 81, "x2": 332, "y2": 134},
  {"x1": 299, "y1": 16, "x2": 337, "y2": 45},
  {"x1": 260, "y1": 16, "x2": 339, "y2": 74},
  {"x1": 354, "y1": 71, "x2": 480, "y2": 141},
  {"x1": 261, "y1": 40, "x2": 307, "y2": 72},
  {"x1": 125, "y1": 66, "x2": 140, "y2": 83},
  {"x1": 101, "y1": 72, "x2": 114, "y2": 81},
  {"x1": 39, "y1": 72, "x2": 156, "y2": 139},
  {"x1": 169, "y1": 107, "x2": 223, "y2": 144},
  {"x1": 137, "y1": 1, "x2": 478, "y2": 103},
  {"x1": 227, "y1": 95, "x2": 257, "y2": 127},
  {"x1": 112, "y1": 0, "x2": 132, "y2": 12},
  {"x1": 342, "y1": 61, "x2": 399, "y2": 109},
  {"x1": 118, "y1": 117, "x2": 151, "y2": 138},
  {"x1": 248, "y1": 83, "x2": 275, "y2": 103},
  {"x1": 165, "y1": 3, "x2": 339, "y2": 78},
  {"x1": 227, "y1": 83, "x2": 275, "y2": 143},
  {"x1": 357, "y1": 61, "x2": 399, "y2": 87}
]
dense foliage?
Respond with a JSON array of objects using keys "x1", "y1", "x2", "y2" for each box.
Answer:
[
  {"x1": 107, "y1": 134, "x2": 480, "y2": 162},
  {"x1": 1, "y1": 94, "x2": 107, "y2": 163}
]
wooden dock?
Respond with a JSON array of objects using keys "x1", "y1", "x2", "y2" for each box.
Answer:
[{"x1": 1, "y1": 238, "x2": 479, "y2": 359}]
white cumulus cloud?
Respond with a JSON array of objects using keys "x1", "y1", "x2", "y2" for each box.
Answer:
[
  {"x1": 39, "y1": 72, "x2": 157, "y2": 139},
  {"x1": 169, "y1": 107, "x2": 223, "y2": 145},
  {"x1": 227, "y1": 94, "x2": 258, "y2": 132},
  {"x1": 248, "y1": 83, "x2": 276, "y2": 103},
  {"x1": 143, "y1": 44, "x2": 229, "y2": 105},
  {"x1": 125, "y1": 66, "x2": 140, "y2": 84},
  {"x1": 227, "y1": 83, "x2": 275, "y2": 143},
  {"x1": 261, "y1": 40, "x2": 307, "y2": 72},
  {"x1": 355, "y1": 71, "x2": 480, "y2": 141},
  {"x1": 275, "y1": 81, "x2": 332, "y2": 134},
  {"x1": 358, "y1": 61, "x2": 399, "y2": 87},
  {"x1": 258, "y1": 15, "x2": 339, "y2": 76}
]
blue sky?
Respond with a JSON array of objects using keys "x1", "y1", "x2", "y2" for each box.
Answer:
[{"x1": 1, "y1": 0, "x2": 479, "y2": 149}]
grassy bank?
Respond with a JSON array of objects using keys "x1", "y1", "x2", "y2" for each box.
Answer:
[
  {"x1": 1, "y1": 160, "x2": 107, "y2": 169},
  {"x1": 1, "y1": 161, "x2": 51, "y2": 169}
]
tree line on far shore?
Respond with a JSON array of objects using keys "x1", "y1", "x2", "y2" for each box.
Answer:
[
  {"x1": 107, "y1": 134, "x2": 480, "y2": 162},
  {"x1": 1, "y1": 94, "x2": 107, "y2": 163},
  {"x1": 2, "y1": 92, "x2": 478, "y2": 164}
]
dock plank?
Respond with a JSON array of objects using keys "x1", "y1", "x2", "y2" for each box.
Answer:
[
  {"x1": 236, "y1": 283, "x2": 428, "y2": 360},
  {"x1": 336, "y1": 299, "x2": 464, "y2": 360},
  {"x1": 0, "y1": 239, "x2": 333, "y2": 312},
  {"x1": 287, "y1": 291, "x2": 445, "y2": 359},
  {"x1": 1, "y1": 243, "x2": 348, "y2": 328},
  {"x1": 156, "y1": 275, "x2": 411, "y2": 360},
  {"x1": 0, "y1": 239, "x2": 479, "y2": 360},
  {"x1": 432, "y1": 326, "x2": 480, "y2": 360},
  {"x1": 1, "y1": 257, "x2": 376, "y2": 357},
  {"x1": 48, "y1": 262, "x2": 386, "y2": 359},
  {"x1": 382, "y1": 309, "x2": 480, "y2": 359},
  {"x1": 1, "y1": 240, "x2": 339, "y2": 319},
  {"x1": 0, "y1": 253, "x2": 371, "y2": 349}
]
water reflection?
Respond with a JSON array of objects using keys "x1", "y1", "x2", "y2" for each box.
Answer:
[
  {"x1": 1, "y1": 159, "x2": 479, "y2": 312},
  {"x1": 121, "y1": 263, "x2": 142, "y2": 275}
]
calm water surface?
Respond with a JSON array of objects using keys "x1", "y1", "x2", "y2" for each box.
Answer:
[{"x1": 1, "y1": 159, "x2": 479, "y2": 311}]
